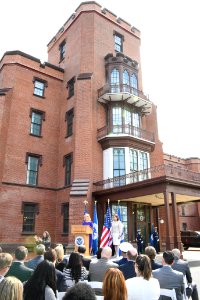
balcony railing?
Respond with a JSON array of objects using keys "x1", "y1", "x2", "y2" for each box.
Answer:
[
  {"x1": 98, "y1": 83, "x2": 149, "y2": 101},
  {"x1": 97, "y1": 124, "x2": 155, "y2": 143},
  {"x1": 93, "y1": 164, "x2": 200, "y2": 191}
]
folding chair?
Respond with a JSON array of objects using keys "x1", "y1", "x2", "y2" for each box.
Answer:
[
  {"x1": 85, "y1": 281, "x2": 103, "y2": 296},
  {"x1": 160, "y1": 288, "x2": 177, "y2": 300}
]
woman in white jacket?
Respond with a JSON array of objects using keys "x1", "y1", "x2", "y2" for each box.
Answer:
[{"x1": 111, "y1": 214, "x2": 123, "y2": 257}]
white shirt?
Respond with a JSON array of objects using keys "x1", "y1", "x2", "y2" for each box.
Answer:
[
  {"x1": 0, "y1": 275, "x2": 4, "y2": 283},
  {"x1": 126, "y1": 276, "x2": 160, "y2": 300}
]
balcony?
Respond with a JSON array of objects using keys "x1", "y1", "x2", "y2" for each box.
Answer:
[
  {"x1": 93, "y1": 165, "x2": 200, "y2": 191},
  {"x1": 98, "y1": 83, "x2": 152, "y2": 115},
  {"x1": 97, "y1": 124, "x2": 155, "y2": 144}
]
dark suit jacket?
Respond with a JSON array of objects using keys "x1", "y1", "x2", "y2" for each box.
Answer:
[
  {"x1": 172, "y1": 258, "x2": 192, "y2": 283},
  {"x1": 81, "y1": 256, "x2": 91, "y2": 271},
  {"x1": 153, "y1": 265, "x2": 184, "y2": 300},
  {"x1": 55, "y1": 269, "x2": 68, "y2": 292},
  {"x1": 151, "y1": 259, "x2": 162, "y2": 270},
  {"x1": 114, "y1": 257, "x2": 127, "y2": 266},
  {"x1": 26, "y1": 255, "x2": 44, "y2": 270},
  {"x1": 119, "y1": 260, "x2": 136, "y2": 280},
  {"x1": 6, "y1": 261, "x2": 33, "y2": 282}
]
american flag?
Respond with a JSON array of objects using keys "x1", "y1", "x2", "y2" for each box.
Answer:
[{"x1": 100, "y1": 205, "x2": 112, "y2": 247}]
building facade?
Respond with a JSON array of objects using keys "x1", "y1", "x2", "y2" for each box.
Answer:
[{"x1": 0, "y1": 1, "x2": 200, "y2": 251}]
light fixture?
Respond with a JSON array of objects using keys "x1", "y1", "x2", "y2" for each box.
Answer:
[{"x1": 158, "y1": 217, "x2": 164, "y2": 224}]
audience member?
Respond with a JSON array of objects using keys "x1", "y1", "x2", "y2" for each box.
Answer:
[
  {"x1": 44, "y1": 248, "x2": 67, "y2": 292},
  {"x1": 0, "y1": 246, "x2": 2, "y2": 253},
  {"x1": 119, "y1": 247, "x2": 137, "y2": 280},
  {"x1": 126, "y1": 254, "x2": 160, "y2": 300},
  {"x1": 0, "y1": 253, "x2": 13, "y2": 283},
  {"x1": 78, "y1": 245, "x2": 91, "y2": 270},
  {"x1": 153, "y1": 250, "x2": 184, "y2": 300},
  {"x1": 0, "y1": 276, "x2": 23, "y2": 300},
  {"x1": 24, "y1": 260, "x2": 57, "y2": 300},
  {"x1": 63, "y1": 252, "x2": 88, "y2": 288},
  {"x1": 172, "y1": 248, "x2": 199, "y2": 300},
  {"x1": 62, "y1": 282, "x2": 96, "y2": 300},
  {"x1": 96, "y1": 247, "x2": 103, "y2": 259},
  {"x1": 26, "y1": 243, "x2": 45, "y2": 270},
  {"x1": 145, "y1": 246, "x2": 162, "y2": 270},
  {"x1": 55, "y1": 244, "x2": 68, "y2": 272},
  {"x1": 6, "y1": 246, "x2": 33, "y2": 282},
  {"x1": 103, "y1": 268, "x2": 127, "y2": 300},
  {"x1": 89, "y1": 246, "x2": 118, "y2": 282},
  {"x1": 114, "y1": 242, "x2": 134, "y2": 266}
]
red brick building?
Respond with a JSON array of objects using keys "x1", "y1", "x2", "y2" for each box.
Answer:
[{"x1": 0, "y1": 1, "x2": 199, "y2": 251}]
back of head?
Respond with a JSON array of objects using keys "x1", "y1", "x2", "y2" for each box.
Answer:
[
  {"x1": 163, "y1": 251, "x2": 174, "y2": 265},
  {"x1": 101, "y1": 247, "x2": 112, "y2": 259},
  {"x1": 96, "y1": 247, "x2": 103, "y2": 259},
  {"x1": 44, "y1": 248, "x2": 57, "y2": 263},
  {"x1": 68, "y1": 252, "x2": 82, "y2": 268},
  {"x1": 24, "y1": 260, "x2": 56, "y2": 299},
  {"x1": 172, "y1": 248, "x2": 181, "y2": 259},
  {"x1": 145, "y1": 246, "x2": 156, "y2": 260},
  {"x1": 78, "y1": 245, "x2": 86, "y2": 254},
  {"x1": 103, "y1": 268, "x2": 127, "y2": 300},
  {"x1": 63, "y1": 282, "x2": 96, "y2": 300},
  {"x1": 0, "y1": 253, "x2": 13, "y2": 271},
  {"x1": 54, "y1": 244, "x2": 64, "y2": 262},
  {"x1": 0, "y1": 276, "x2": 23, "y2": 300},
  {"x1": 35, "y1": 244, "x2": 45, "y2": 255},
  {"x1": 127, "y1": 248, "x2": 138, "y2": 261},
  {"x1": 135, "y1": 255, "x2": 152, "y2": 280},
  {"x1": 15, "y1": 246, "x2": 28, "y2": 261}
]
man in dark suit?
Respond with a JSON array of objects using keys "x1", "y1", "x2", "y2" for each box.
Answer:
[
  {"x1": 78, "y1": 245, "x2": 91, "y2": 271},
  {"x1": 0, "y1": 253, "x2": 13, "y2": 283},
  {"x1": 172, "y1": 248, "x2": 199, "y2": 300},
  {"x1": 6, "y1": 246, "x2": 33, "y2": 282},
  {"x1": 153, "y1": 251, "x2": 184, "y2": 300},
  {"x1": 119, "y1": 247, "x2": 137, "y2": 280},
  {"x1": 26, "y1": 243, "x2": 45, "y2": 270},
  {"x1": 145, "y1": 246, "x2": 162, "y2": 270}
]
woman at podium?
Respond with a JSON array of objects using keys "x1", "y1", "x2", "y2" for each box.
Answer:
[{"x1": 82, "y1": 214, "x2": 93, "y2": 254}]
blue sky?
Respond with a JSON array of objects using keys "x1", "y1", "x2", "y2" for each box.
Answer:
[{"x1": 1, "y1": 0, "x2": 200, "y2": 158}]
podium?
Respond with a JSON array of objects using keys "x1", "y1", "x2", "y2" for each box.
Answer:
[{"x1": 71, "y1": 225, "x2": 93, "y2": 256}]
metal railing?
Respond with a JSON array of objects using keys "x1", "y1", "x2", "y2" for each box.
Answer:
[
  {"x1": 93, "y1": 164, "x2": 200, "y2": 191},
  {"x1": 97, "y1": 124, "x2": 155, "y2": 143},
  {"x1": 98, "y1": 83, "x2": 149, "y2": 101}
]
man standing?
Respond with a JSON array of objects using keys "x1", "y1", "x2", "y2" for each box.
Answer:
[
  {"x1": 172, "y1": 248, "x2": 199, "y2": 300},
  {"x1": 0, "y1": 253, "x2": 13, "y2": 283},
  {"x1": 153, "y1": 251, "x2": 184, "y2": 300},
  {"x1": 153, "y1": 227, "x2": 160, "y2": 253},
  {"x1": 136, "y1": 229, "x2": 144, "y2": 254}
]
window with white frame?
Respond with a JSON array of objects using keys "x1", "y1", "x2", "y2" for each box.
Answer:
[
  {"x1": 111, "y1": 68, "x2": 120, "y2": 92},
  {"x1": 113, "y1": 148, "x2": 125, "y2": 186}
]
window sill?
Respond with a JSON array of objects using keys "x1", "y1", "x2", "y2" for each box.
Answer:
[
  {"x1": 61, "y1": 233, "x2": 69, "y2": 236},
  {"x1": 65, "y1": 133, "x2": 73, "y2": 138},
  {"x1": 21, "y1": 232, "x2": 36, "y2": 235},
  {"x1": 59, "y1": 58, "x2": 65, "y2": 63},
  {"x1": 67, "y1": 94, "x2": 74, "y2": 100},
  {"x1": 33, "y1": 93, "x2": 45, "y2": 99},
  {"x1": 29, "y1": 133, "x2": 43, "y2": 138}
]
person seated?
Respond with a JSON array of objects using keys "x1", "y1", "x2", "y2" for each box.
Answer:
[
  {"x1": 62, "y1": 282, "x2": 96, "y2": 300},
  {"x1": 96, "y1": 247, "x2": 103, "y2": 259},
  {"x1": 0, "y1": 247, "x2": 2, "y2": 253},
  {"x1": 126, "y1": 254, "x2": 160, "y2": 300},
  {"x1": 89, "y1": 246, "x2": 118, "y2": 282},
  {"x1": 26, "y1": 244, "x2": 45, "y2": 270},
  {"x1": 34, "y1": 231, "x2": 51, "y2": 250},
  {"x1": 0, "y1": 253, "x2": 13, "y2": 283},
  {"x1": 24, "y1": 260, "x2": 57, "y2": 300},
  {"x1": 63, "y1": 252, "x2": 88, "y2": 288},
  {"x1": 6, "y1": 246, "x2": 33, "y2": 283},
  {"x1": 114, "y1": 242, "x2": 134, "y2": 266},
  {"x1": 119, "y1": 248, "x2": 137, "y2": 280},
  {"x1": 0, "y1": 276, "x2": 23, "y2": 300},
  {"x1": 44, "y1": 248, "x2": 67, "y2": 292},
  {"x1": 103, "y1": 268, "x2": 127, "y2": 300},
  {"x1": 172, "y1": 248, "x2": 199, "y2": 300},
  {"x1": 153, "y1": 250, "x2": 184, "y2": 300},
  {"x1": 54, "y1": 244, "x2": 68, "y2": 272},
  {"x1": 145, "y1": 246, "x2": 162, "y2": 270},
  {"x1": 77, "y1": 245, "x2": 91, "y2": 270}
]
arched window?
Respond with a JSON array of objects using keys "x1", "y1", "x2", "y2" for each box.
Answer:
[
  {"x1": 111, "y1": 68, "x2": 120, "y2": 92},
  {"x1": 123, "y1": 70, "x2": 130, "y2": 92},
  {"x1": 131, "y1": 74, "x2": 138, "y2": 95}
]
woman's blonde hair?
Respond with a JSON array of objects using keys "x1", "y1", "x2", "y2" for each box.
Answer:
[
  {"x1": 103, "y1": 268, "x2": 127, "y2": 300},
  {"x1": 0, "y1": 276, "x2": 23, "y2": 300},
  {"x1": 54, "y1": 244, "x2": 64, "y2": 262}
]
